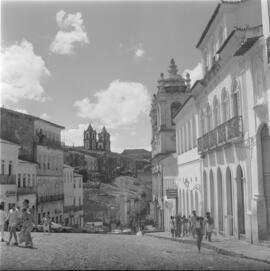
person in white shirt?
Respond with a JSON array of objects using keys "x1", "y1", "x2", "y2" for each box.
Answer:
[
  {"x1": 7, "y1": 204, "x2": 19, "y2": 245},
  {"x1": 0, "y1": 204, "x2": 7, "y2": 242}
]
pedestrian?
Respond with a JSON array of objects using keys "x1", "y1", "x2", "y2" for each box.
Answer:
[
  {"x1": 43, "y1": 215, "x2": 50, "y2": 233},
  {"x1": 191, "y1": 210, "x2": 197, "y2": 239},
  {"x1": 205, "y1": 212, "x2": 214, "y2": 242},
  {"x1": 175, "y1": 214, "x2": 181, "y2": 237},
  {"x1": 188, "y1": 215, "x2": 192, "y2": 235},
  {"x1": 20, "y1": 199, "x2": 34, "y2": 248},
  {"x1": 195, "y1": 216, "x2": 204, "y2": 252},
  {"x1": 0, "y1": 204, "x2": 7, "y2": 242},
  {"x1": 169, "y1": 216, "x2": 176, "y2": 239},
  {"x1": 182, "y1": 215, "x2": 188, "y2": 237},
  {"x1": 6, "y1": 204, "x2": 19, "y2": 246}
]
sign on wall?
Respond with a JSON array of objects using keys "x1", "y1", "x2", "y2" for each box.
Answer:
[{"x1": 166, "y1": 189, "x2": 177, "y2": 199}]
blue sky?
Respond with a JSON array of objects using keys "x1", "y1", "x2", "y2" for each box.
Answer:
[{"x1": 1, "y1": 0, "x2": 218, "y2": 152}]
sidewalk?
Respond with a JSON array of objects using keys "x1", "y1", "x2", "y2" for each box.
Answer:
[{"x1": 145, "y1": 231, "x2": 270, "y2": 264}]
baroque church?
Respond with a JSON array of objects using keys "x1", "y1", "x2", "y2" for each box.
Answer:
[{"x1": 83, "y1": 124, "x2": 111, "y2": 152}]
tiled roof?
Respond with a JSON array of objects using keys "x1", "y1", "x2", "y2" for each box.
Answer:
[{"x1": 233, "y1": 36, "x2": 262, "y2": 56}]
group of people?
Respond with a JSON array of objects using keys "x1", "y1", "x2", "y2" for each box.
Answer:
[
  {"x1": 170, "y1": 211, "x2": 214, "y2": 252},
  {"x1": 0, "y1": 199, "x2": 34, "y2": 248}
]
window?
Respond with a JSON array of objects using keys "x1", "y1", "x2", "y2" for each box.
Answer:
[
  {"x1": 74, "y1": 180, "x2": 76, "y2": 188},
  {"x1": 188, "y1": 121, "x2": 192, "y2": 150},
  {"x1": 200, "y1": 110, "x2": 205, "y2": 136},
  {"x1": 170, "y1": 102, "x2": 181, "y2": 125},
  {"x1": 32, "y1": 174, "x2": 35, "y2": 186},
  {"x1": 79, "y1": 197, "x2": 81, "y2": 206},
  {"x1": 27, "y1": 174, "x2": 31, "y2": 186},
  {"x1": 192, "y1": 116, "x2": 197, "y2": 147},
  {"x1": 23, "y1": 174, "x2": 26, "y2": 187},
  {"x1": 73, "y1": 197, "x2": 76, "y2": 206},
  {"x1": 206, "y1": 104, "x2": 212, "y2": 132},
  {"x1": 221, "y1": 88, "x2": 230, "y2": 122},
  {"x1": 1, "y1": 160, "x2": 5, "y2": 175},
  {"x1": 18, "y1": 174, "x2": 21, "y2": 188},
  {"x1": 8, "y1": 161, "x2": 12, "y2": 176},
  {"x1": 232, "y1": 79, "x2": 241, "y2": 117},
  {"x1": 213, "y1": 96, "x2": 220, "y2": 127}
]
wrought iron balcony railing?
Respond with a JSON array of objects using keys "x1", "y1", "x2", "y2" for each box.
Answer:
[
  {"x1": 197, "y1": 116, "x2": 243, "y2": 154},
  {"x1": 17, "y1": 186, "x2": 36, "y2": 195},
  {"x1": 38, "y1": 193, "x2": 64, "y2": 203},
  {"x1": 0, "y1": 175, "x2": 16, "y2": 185}
]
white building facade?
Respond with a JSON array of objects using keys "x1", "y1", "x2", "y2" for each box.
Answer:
[
  {"x1": 191, "y1": 0, "x2": 270, "y2": 243},
  {"x1": 17, "y1": 159, "x2": 37, "y2": 220},
  {"x1": 73, "y1": 173, "x2": 84, "y2": 228},
  {"x1": 174, "y1": 96, "x2": 202, "y2": 218}
]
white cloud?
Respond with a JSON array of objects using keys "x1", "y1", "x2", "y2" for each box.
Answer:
[
  {"x1": 133, "y1": 43, "x2": 145, "y2": 60},
  {"x1": 40, "y1": 113, "x2": 52, "y2": 120},
  {"x1": 50, "y1": 10, "x2": 89, "y2": 55},
  {"x1": 182, "y1": 62, "x2": 203, "y2": 88},
  {"x1": 0, "y1": 40, "x2": 50, "y2": 106},
  {"x1": 62, "y1": 123, "x2": 88, "y2": 146},
  {"x1": 74, "y1": 80, "x2": 150, "y2": 129}
]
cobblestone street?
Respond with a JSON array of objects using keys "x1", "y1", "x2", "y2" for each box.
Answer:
[{"x1": 1, "y1": 232, "x2": 270, "y2": 270}]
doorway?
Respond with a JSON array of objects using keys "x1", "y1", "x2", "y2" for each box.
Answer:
[{"x1": 236, "y1": 165, "x2": 245, "y2": 236}]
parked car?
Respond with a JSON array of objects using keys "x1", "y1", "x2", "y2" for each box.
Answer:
[
  {"x1": 61, "y1": 225, "x2": 73, "y2": 233},
  {"x1": 32, "y1": 224, "x2": 44, "y2": 232},
  {"x1": 50, "y1": 222, "x2": 63, "y2": 232},
  {"x1": 122, "y1": 228, "x2": 132, "y2": 234},
  {"x1": 143, "y1": 225, "x2": 156, "y2": 233},
  {"x1": 110, "y1": 229, "x2": 122, "y2": 234}
]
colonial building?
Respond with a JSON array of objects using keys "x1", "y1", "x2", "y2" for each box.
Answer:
[
  {"x1": 83, "y1": 124, "x2": 110, "y2": 152},
  {"x1": 150, "y1": 59, "x2": 190, "y2": 229},
  {"x1": 63, "y1": 164, "x2": 75, "y2": 226},
  {"x1": 0, "y1": 139, "x2": 20, "y2": 213},
  {"x1": 0, "y1": 107, "x2": 65, "y2": 225},
  {"x1": 174, "y1": 96, "x2": 202, "y2": 219},
  {"x1": 17, "y1": 159, "x2": 37, "y2": 220},
  {"x1": 35, "y1": 118, "x2": 65, "y2": 224},
  {"x1": 190, "y1": 0, "x2": 270, "y2": 243},
  {"x1": 73, "y1": 173, "x2": 84, "y2": 228}
]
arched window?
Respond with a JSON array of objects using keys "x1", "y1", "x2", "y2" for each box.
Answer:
[
  {"x1": 213, "y1": 96, "x2": 220, "y2": 127},
  {"x1": 232, "y1": 79, "x2": 241, "y2": 117},
  {"x1": 206, "y1": 104, "x2": 212, "y2": 132},
  {"x1": 200, "y1": 110, "x2": 205, "y2": 136},
  {"x1": 221, "y1": 88, "x2": 230, "y2": 122},
  {"x1": 192, "y1": 116, "x2": 197, "y2": 147},
  {"x1": 171, "y1": 102, "x2": 181, "y2": 125},
  {"x1": 188, "y1": 120, "x2": 192, "y2": 149},
  {"x1": 204, "y1": 49, "x2": 209, "y2": 74}
]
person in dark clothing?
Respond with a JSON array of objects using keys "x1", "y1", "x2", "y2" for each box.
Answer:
[{"x1": 195, "y1": 216, "x2": 204, "y2": 252}]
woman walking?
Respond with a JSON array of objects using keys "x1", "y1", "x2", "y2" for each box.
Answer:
[{"x1": 205, "y1": 212, "x2": 214, "y2": 242}]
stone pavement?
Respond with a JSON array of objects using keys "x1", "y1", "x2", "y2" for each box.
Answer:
[
  {"x1": 1, "y1": 231, "x2": 270, "y2": 270},
  {"x1": 145, "y1": 231, "x2": 270, "y2": 264}
]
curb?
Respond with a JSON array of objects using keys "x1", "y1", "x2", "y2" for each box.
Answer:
[{"x1": 145, "y1": 233, "x2": 270, "y2": 265}]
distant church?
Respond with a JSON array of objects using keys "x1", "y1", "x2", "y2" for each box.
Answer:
[{"x1": 83, "y1": 124, "x2": 111, "y2": 152}]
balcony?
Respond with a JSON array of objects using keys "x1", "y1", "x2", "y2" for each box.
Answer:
[
  {"x1": 0, "y1": 175, "x2": 16, "y2": 185},
  {"x1": 198, "y1": 116, "x2": 243, "y2": 154},
  {"x1": 17, "y1": 186, "x2": 36, "y2": 195},
  {"x1": 38, "y1": 193, "x2": 64, "y2": 203},
  {"x1": 63, "y1": 205, "x2": 83, "y2": 213}
]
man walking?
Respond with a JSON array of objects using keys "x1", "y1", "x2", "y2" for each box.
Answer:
[
  {"x1": 205, "y1": 212, "x2": 214, "y2": 242},
  {"x1": 195, "y1": 216, "x2": 204, "y2": 252},
  {"x1": 191, "y1": 210, "x2": 197, "y2": 239},
  {"x1": 0, "y1": 204, "x2": 7, "y2": 242},
  {"x1": 6, "y1": 204, "x2": 19, "y2": 246}
]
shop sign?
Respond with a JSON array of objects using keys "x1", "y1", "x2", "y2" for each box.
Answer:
[
  {"x1": 5, "y1": 191, "x2": 16, "y2": 197},
  {"x1": 166, "y1": 189, "x2": 177, "y2": 199}
]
